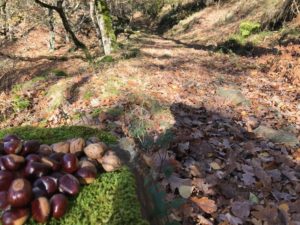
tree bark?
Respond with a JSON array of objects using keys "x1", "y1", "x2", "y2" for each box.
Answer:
[
  {"x1": 0, "y1": 0, "x2": 7, "y2": 37},
  {"x1": 48, "y1": 8, "x2": 55, "y2": 50},
  {"x1": 94, "y1": 0, "x2": 116, "y2": 55},
  {"x1": 89, "y1": 0, "x2": 102, "y2": 49},
  {"x1": 34, "y1": 0, "x2": 86, "y2": 50}
]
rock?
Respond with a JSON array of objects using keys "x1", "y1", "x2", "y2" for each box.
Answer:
[
  {"x1": 217, "y1": 87, "x2": 250, "y2": 106},
  {"x1": 98, "y1": 150, "x2": 122, "y2": 172},
  {"x1": 52, "y1": 142, "x2": 70, "y2": 153},
  {"x1": 84, "y1": 143, "x2": 107, "y2": 159},
  {"x1": 69, "y1": 138, "x2": 85, "y2": 155},
  {"x1": 86, "y1": 137, "x2": 100, "y2": 145},
  {"x1": 254, "y1": 125, "x2": 299, "y2": 147},
  {"x1": 118, "y1": 137, "x2": 136, "y2": 161}
]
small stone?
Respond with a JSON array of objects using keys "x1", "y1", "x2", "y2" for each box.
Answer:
[
  {"x1": 69, "y1": 138, "x2": 85, "y2": 155},
  {"x1": 84, "y1": 143, "x2": 107, "y2": 159},
  {"x1": 51, "y1": 142, "x2": 70, "y2": 154},
  {"x1": 86, "y1": 137, "x2": 100, "y2": 145},
  {"x1": 98, "y1": 150, "x2": 121, "y2": 172}
]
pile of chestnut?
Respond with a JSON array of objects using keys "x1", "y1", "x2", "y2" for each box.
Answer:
[{"x1": 0, "y1": 134, "x2": 122, "y2": 225}]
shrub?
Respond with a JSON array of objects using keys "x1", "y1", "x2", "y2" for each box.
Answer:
[{"x1": 239, "y1": 21, "x2": 261, "y2": 37}]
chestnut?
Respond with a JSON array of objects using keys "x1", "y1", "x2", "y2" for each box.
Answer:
[
  {"x1": 1, "y1": 208, "x2": 29, "y2": 225},
  {"x1": 1, "y1": 155, "x2": 25, "y2": 171},
  {"x1": 62, "y1": 153, "x2": 78, "y2": 173},
  {"x1": 0, "y1": 171, "x2": 14, "y2": 191},
  {"x1": 0, "y1": 157, "x2": 6, "y2": 170},
  {"x1": 31, "y1": 197, "x2": 50, "y2": 223},
  {"x1": 24, "y1": 161, "x2": 51, "y2": 178},
  {"x1": 50, "y1": 194, "x2": 68, "y2": 219},
  {"x1": 37, "y1": 144, "x2": 52, "y2": 156},
  {"x1": 4, "y1": 140, "x2": 22, "y2": 155},
  {"x1": 34, "y1": 176, "x2": 57, "y2": 196},
  {"x1": 79, "y1": 159, "x2": 97, "y2": 174},
  {"x1": 32, "y1": 186, "x2": 48, "y2": 198},
  {"x1": 21, "y1": 140, "x2": 40, "y2": 156},
  {"x1": 0, "y1": 142, "x2": 4, "y2": 154},
  {"x1": 25, "y1": 154, "x2": 41, "y2": 163},
  {"x1": 41, "y1": 157, "x2": 61, "y2": 171},
  {"x1": 0, "y1": 191, "x2": 9, "y2": 210},
  {"x1": 50, "y1": 172, "x2": 65, "y2": 183},
  {"x1": 49, "y1": 152, "x2": 64, "y2": 163},
  {"x1": 7, "y1": 178, "x2": 32, "y2": 207},
  {"x1": 75, "y1": 167, "x2": 97, "y2": 184},
  {"x1": 58, "y1": 174, "x2": 80, "y2": 196},
  {"x1": 3, "y1": 134, "x2": 20, "y2": 142}
]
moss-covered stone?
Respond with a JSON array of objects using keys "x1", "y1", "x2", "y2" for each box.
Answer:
[
  {"x1": 0, "y1": 126, "x2": 117, "y2": 144},
  {"x1": 25, "y1": 167, "x2": 149, "y2": 225}
]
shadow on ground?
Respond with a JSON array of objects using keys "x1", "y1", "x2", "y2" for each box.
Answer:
[{"x1": 140, "y1": 102, "x2": 299, "y2": 224}]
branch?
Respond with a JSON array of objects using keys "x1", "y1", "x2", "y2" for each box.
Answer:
[{"x1": 34, "y1": 0, "x2": 58, "y2": 11}]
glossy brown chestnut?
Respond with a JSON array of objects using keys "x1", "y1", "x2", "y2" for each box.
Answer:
[
  {"x1": 50, "y1": 172, "x2": 65, "y2": 183},
  {"x1": 24, "y1": 161, "x2": 51, "y2": 178},
  {"x1": 7, "y1": 178, "x2": 32, "y2": 207},
  {"x1": 34, "y1": 176, "x2": 57, "y2": 196},
  {"x1": 0, "y1": 142, "x2": 4, "y2": 154},
  {"x1": 2, "y1": 154, "x2": 25, "y2": 171},
  {"x1": 4, "y1": 140, "x2": 22, "y2": 155},
  {"x1": 50, "y1": 194, "x2": 68, "y2": 219},
  {"x1": 41, "y1": 157, "x2": 61, "y2": 171},
  {"x1": 25, "y1": 154, "x2": 41, "y2": 163},
  {"x1": 3, "y1": 134, "x2": 20, "y2": 142},
  {"x1": 1, "y1": 208, "x2": 29, "y2": 225},
  {"x1": 75, "y1": 167, "x2": 97, "y2": 184},
  {"x1": 0, "y1": 191, "x2": 9, "y2": 210},
  {"x1": 62, "y1": 153, "x2": 78, "y2": 173},
  {"x1": 21, "y1": 140, "x2": 40, "y2": 156},
  {"x1": 0, "y1": 157, "x2": 6, "y2": 170},
  {"x1": 58, "y1": 174, "x2": 80, "y2": 196},
  {"x1": 49, "y1": 152, "x2": 64, "y2": 163},
  {"x1": 32, "y1": 186, "x2": 48, "y2": 198},
  {"x1": 0, "y1": 171, "x2": 14, "y2": 191},
  {"x1": 79, "y1": 160, "x2": 97, "y2": 174},
  {"x1": 31, "y1": 197, "x2": 50, "y2": 223}
]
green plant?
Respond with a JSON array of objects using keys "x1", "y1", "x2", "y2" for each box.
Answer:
[
  {"x1": 83, "y1": 90, "x2": 94, "y2": 100},
  {"x1": 51, "y1": 69, "x2": 68, "y2": 77},
  {"x1": 239, "y1": 21, "x2": 261, "y2": 37},
  {"x1": 12, "y1": 95, "x2": 31, "y2": 112}
]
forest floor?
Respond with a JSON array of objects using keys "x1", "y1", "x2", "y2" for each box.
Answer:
[{"x1": 0, "y1": 4, "x2": 300, "y2": 225}]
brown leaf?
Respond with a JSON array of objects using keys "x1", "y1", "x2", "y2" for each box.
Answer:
[
  {"x1": 220, "y1": 213, "x2": 243, "y2": 225},
  {"x1": 191, "y1": 197, "x2": 217, "y2": 214},
  {"x1": 168, "y1": 174, "x2": 192, "y2": 191},
  {"x1": 231, "y1": 201, "x2": 251, "y2": 220}
]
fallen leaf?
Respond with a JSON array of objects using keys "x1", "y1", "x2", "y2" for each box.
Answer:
[
  {"x1": 210, "y1": 162, "x2": 221, "y2": 170},
  {"x1": 220, "y1": 213, "x2": 243, "y2": 225},
  {"x1": 231, "y1": 201, "x2": 251, "y2": 220},
  {"x1": 179, "y1": 185, "x2": 194, "y2": 199},
  {"x1": 168, "y1": 174, "x2": 192, "y2": 191},
  {"x1": 191, "y1": 197, "x2": 217, "y2": 214}
]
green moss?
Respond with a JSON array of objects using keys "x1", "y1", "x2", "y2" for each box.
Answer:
[
  {"x1": 239, "y1": 21, "x2": 261, "y2": 37},
  {"x1": 11, "y1": 96, "x2": 31, "y2": 112},
  {"x1": 0, "y1": 126, "x2": 117, "y2": 145},
  {"x1": 26, "y1": 167, "x2": 149, "y2": 225}
]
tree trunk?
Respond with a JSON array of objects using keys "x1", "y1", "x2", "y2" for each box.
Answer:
[
  {"x1": 48, "y1": 8, "x2": 55, "y2": 51},
  {"x1": 34, "y1": 0, "x2": 92, "y2": 60},
  {"x1": 89, "y1": 0, "x2": 102, "y2": 49},
  {"x1": 94, "y1": 0, "x2": 116, "y2": 55},
  {"x1": 0, "y1": 0, "x2": 7, "y2": 37},
  {"x1": 262, "y1": 0, "x2": 298, "y2": 29}
]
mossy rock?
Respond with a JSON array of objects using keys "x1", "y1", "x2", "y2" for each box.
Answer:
[
  {"x1": 0, "y1": 127, "x2": 148, "y2": 225},
  {"x1": 0, "y1": 126, "x2": 117, "y2": 145}
]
